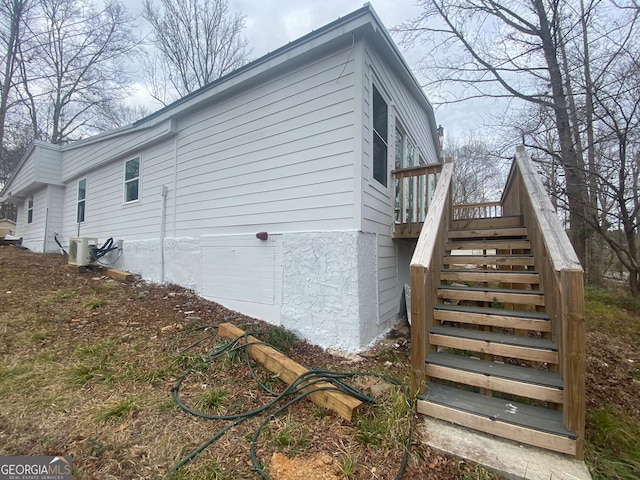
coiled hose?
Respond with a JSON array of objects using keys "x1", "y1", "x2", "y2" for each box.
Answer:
[{"x1": 165, "y1": 324, "x2": 414, "y2": 479}]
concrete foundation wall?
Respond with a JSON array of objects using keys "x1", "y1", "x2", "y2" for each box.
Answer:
[{"x1": 111, "y1": 230, "x2": 394, "y2": 351}]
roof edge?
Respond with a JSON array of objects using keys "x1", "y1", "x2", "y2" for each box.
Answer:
[{"x1": 133, "y1": 5, "x2": 374, "y2": 126}]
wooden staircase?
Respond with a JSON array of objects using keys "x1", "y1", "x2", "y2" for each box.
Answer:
[
  {"x1": 409, "y1": 149, "x2": 585, "y2": 459},
  {"x1": 417, "y1": 214, "x2": 577, "y2": 455}
]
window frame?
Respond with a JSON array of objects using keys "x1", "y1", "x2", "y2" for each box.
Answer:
[
  {"x1": 123, "y1": 156, "x2": 141, "y2": 204},
  {"x1": 27, "y1": 196, "x2": 33, "y2": 224},
  {"x1": 394, "y1": 123, "x2": 416, "y2": 170},
  {"x1": 372, "y1": 84, "x2": 389, "y2": 188},
  {"x1": 77, "y1": 178, "x2": 86, "y2": 224}
]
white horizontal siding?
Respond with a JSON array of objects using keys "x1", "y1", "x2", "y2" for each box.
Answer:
[
  {"x1": 377, "y1": 234, "x2": 398, "y2": 324},
  {"x1": 35, "y1": 146, "x2": 62, "y2": 185},
  {"x1": 17, "y1": 188, "x2": 47, "y2": 251},
  {"x1": 54, "y1": 45, "x2": 359, "y2": 244},
  {"x1": 7, "y1": 151, "x2": 36, "y2": 196},
  {"x1": 59, "y1": 139, "x2": 176, "y2": 243},
  {"x1": 360, "y1": 44, "x2": 439, "y2": 234},
  {"x1": 351, "y1": 39, "x2": 439, "y2": 332},
  {"x1": 60, "y1": 120, "x2": 175, "y2": 182},
  {"x1": 172, "y1": 46, "x2": 357, "y2": 237}
]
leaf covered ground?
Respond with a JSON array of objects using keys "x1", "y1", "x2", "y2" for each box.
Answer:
[
  {"x1": 0, "y1": 248, "x2": 495, "y2": 479},
  {"x1": 1, "y1": 247, "x2": 638, "y2": 479}
]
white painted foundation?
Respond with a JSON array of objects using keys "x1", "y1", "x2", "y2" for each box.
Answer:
[{"x1": 114, "y1": 230, "x2": 397, "y2": 352}]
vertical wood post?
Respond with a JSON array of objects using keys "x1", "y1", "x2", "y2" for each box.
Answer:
[
  {"x1": 410, "y1": 265, "x2": 427, "y2": 396},
  {"x1": 561, "y1": 269, "x2": 586, "y2": 459}
]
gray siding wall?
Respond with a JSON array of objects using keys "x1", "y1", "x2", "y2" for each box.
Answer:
[
  {"x1": 44, "y1": 185, "x2": 65, "y2": 252},
  {"x1": 360, "y1": 44, "x2": 438, "y2": 234},
  {"x1": 17, "y1": 188, "x2": 47, "y2": 252}
]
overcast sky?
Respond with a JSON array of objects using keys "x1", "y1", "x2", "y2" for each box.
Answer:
[{"x1": 132, "y1": 1, "x2": 491, "y2": 139}]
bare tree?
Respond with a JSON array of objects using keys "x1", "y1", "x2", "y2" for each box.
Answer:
[
  {"x1": 0, "y1": 0, "x2": 32, "y2": 186},
  {"x1": 142, "y1": 0, "x2": 250, "y2": 105},
  {"x1": 447, "y1": 135, "x2": 507, "y2": 206},
  {"x1": 587, "y1": 52, "x2": 640, "y2": 293},
  {"x1": 394, "y1": 0, "x2": 637, "y2": 288},
  {"x1": 18, "y1": 0, "x2": 139, "y2": 144}
]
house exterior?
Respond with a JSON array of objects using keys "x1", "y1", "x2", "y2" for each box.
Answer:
[
  {"x1": 0, "y1": 5, "x2": 440, "y2": 351},
  {"x1": 0, "y1": 218, "x2": 16, "y2": 237}
]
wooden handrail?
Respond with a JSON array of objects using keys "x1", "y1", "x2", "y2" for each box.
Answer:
[
  {"x1": 392, "y1": 163, "x2": 442, "y2": 239},
  {"x1": 409, "y1": 161, "x2": 453, "y2": 395},
  {"x1": 503, "y1": 146, "x2": 585, "y2": 459},
  {"x1": 391, "y1": 162, "x2": 442, "y2": 176}
]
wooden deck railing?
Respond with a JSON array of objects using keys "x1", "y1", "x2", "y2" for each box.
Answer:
[
  {"x1": 502, "y1": 146, "x2": 585, "y2": 458},
  {"x1": 452, "y1": 201, "x2": 502, "y2": 220},
  {"x1": 409, "y1": 161, "x2": 453, "y2": 394},
  {"x1": 392, "y1": 163, "x2": 442, "y2": 238}
]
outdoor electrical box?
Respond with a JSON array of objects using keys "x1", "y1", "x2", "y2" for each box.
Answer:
[{"x1": 68, "y1": 237, "x2": 98, "y2": 266}]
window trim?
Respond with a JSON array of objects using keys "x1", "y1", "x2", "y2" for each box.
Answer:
[
  {"x1": 27, "y1": 196, "x2": 34, "y2": 224},
  {"x1": 372, "y1": 83, "x2": 389, "y2": 188},
  {"x1": 123, "y1": 156, "x2": 141, "y2": 204},
  {"x1": 77, "y1": 178, "x2": 86, "y2": 224}
]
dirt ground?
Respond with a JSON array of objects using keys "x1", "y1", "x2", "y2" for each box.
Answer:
[{"x1": 1, "y1": 247, "x2": 638, "y2": 479}]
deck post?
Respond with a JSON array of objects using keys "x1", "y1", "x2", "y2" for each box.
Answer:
[
  {"x1": 561, "y1": 269, "x2": 586, "y2": 459},
  {"x1": 410, "y1": 265, "x2": 427, "y2": 396}
]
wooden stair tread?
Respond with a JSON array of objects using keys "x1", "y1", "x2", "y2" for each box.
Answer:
[
  {"x1": 446, "y1": 239, "x2": 532, "y2": 251},
  {"x1": 448, "y1": 227, "x2": 528, "y2": 239},
  {"x1": 445, "y1": 253, "x2": 534, "y2": 257},
  {"x1": 434, "y1": 304, "x2": 551, "y2": 332},
  {"x1": 439, "y1": 285, "x2": 541, "y2": 296},
  {"x1": 426, "y1": 352, "x2": 563, "y2": 389},
  {"x1": 431, "y1": 325, "x2": 557, "y2": 351},
  {"x1": 438, "y1": 287, "x2": 545, "y2": 307},
  {"x1": 444, "y1": 255, "x2": 536, "y2": 267},
  {"x1": 435, "y1": 303, "x2": 549, "y2": 321},
  {"x1": 442, "y1": 268, "x2": 539, "y2": 274},
  {"x1": 441, "y1": 269, "x2": 540, "y2": 283},
  {"x1": 419, "y1": 382, "x2": 575, "y2": 439}
]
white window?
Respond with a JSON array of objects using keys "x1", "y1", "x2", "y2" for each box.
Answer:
[
  {"x1": 394, "y1": 124, "x2": 420, "y2": 224},
  {"x1": 395, "y1": 125, "x2": 415, "y2": 169},
  {"x1": 27, "y1": 196, "x2": 33, "y2": 224},
  {"x1": 372, "y1": 85, "x2": 388, "y2": 187},
  {"x1": 124, "y1": 157, "x2": 140, "y2": 203},
  {"x1": 77, "y1": 178, "x2": 86, "y2": 223}
]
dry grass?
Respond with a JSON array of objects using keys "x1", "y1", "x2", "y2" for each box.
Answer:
[{"x1": 1, "y1": 248, "x2": 487, "y2": 479}]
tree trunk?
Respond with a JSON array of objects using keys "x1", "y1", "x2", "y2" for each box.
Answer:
[
  {"x1": 631, "y1": 270, "x2": 640, "y2": 297},
  {"x1": 0, "y1": 0, "x2": 26, "y2": 179},
  {"x1": 580, "y1": 0, "x2": 602, "y2": 287},
  {"x1": 534, "y1": 0, "x2": 589, "y2": 267}
]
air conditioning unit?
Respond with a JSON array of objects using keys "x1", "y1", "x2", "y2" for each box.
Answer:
[{"x1": 68, "y1": 237, "x2": 98, "y2": 266}]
